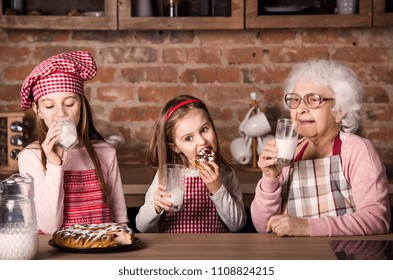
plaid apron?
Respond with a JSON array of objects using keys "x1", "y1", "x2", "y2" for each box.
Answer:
[
  {"x1": 282, "y1": 135, "x2": 355, "y2": 218},
  {"x1": 62, "y1": 169, "x2": 111, "y2": 227},
  {"x1": 158, "y1": 176, "x2": 228, "y2": 233}
]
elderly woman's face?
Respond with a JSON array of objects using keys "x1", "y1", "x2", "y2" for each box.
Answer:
[{"x1": 289, "y1": 81, "x2": 340, "y2": 142}]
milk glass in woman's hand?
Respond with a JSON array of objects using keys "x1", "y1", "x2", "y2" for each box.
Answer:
[{"x1": 275, "y1": 119, "x2": 298, "y2": 166}]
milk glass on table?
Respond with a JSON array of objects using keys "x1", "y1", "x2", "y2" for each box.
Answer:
[
  {"x1": 275, "y1": 119, "x2": 298, "y2": 166},
  {"x1": 161, "y1": 164, "x2": 186, "y2": 212}
]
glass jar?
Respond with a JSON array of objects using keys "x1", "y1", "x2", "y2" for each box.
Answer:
[{"x1": 0, "y1": 174, "x2": 38, "y2": 260}]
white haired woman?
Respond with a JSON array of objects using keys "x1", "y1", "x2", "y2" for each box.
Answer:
[{"x1": 251, "y1": 59, "x2": 391, "y2": 236}]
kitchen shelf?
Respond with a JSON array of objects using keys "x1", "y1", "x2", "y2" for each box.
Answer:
[
  {"x1": 246, "y1": 0, "x2": 372, "y2": 29},
  {"x1": 0, "y1": 1, "x2": 391, "y2": 30},
  {"x1": 0, "y1": 0, "x2": 117, "y2": 30},
  {"x1": 373, "y1": 0, "x2": 393, "y2": 26},
  {"x1": 118, "y1": 0, "x2": 244, "y2": 30}
]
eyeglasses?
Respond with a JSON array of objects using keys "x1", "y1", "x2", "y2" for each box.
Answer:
[{"x1": 284, "y1": 93, "x2": 335, "y2": 109}]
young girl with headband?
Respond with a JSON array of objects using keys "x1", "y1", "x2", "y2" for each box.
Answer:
[
  {"x1": 136, "y1": 95, "x2": 246, "y2": 233},
  {"x1": 17, "y1": 51, "x2": 128, "y2": 234}
]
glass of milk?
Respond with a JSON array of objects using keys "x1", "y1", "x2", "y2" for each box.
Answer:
[
  {"x1": 275, "y1": 119, "x2": 298, "y2": 166},
  {"x1": 56, "y1": 117, "x2": 79, "y2": 150},
  {"x1": 161, "y1": 164, "x2": 186, "y2": 212}
]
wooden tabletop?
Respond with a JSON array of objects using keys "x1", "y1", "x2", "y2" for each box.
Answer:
[{"x1": 36, "y1": 233, "x2": 393, "y2": 260}]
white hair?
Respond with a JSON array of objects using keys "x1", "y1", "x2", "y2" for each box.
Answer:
[{"x1": 284, "y1": 59, "x2": 364, "y2": 133}]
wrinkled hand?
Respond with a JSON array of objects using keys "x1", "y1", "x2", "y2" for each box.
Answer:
[
  {"x1": 41, "y1": 121, "x2": 64, "y2": 165},
  {"x1": 267, "y1": 214, "x2": 310, "y2": 237},
  {"x1": 198, "y1": 161, "x2": 221, "y2": 195},
  {"x1": 258, "y1": 139, "x2": 283, "y2": 179},
  {"x1": 153, "y1": 184, "x2": 172, "y2": 214}
]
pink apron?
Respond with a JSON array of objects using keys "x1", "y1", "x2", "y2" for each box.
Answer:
[
  {"x1": 62, "y1": 169, "x2": 111, "y2": 227},
  {"x1": 282, "y1": 134, "x2": 355, "y2": 218},
  {"x1": 158, "y1": 176, "x2": 227, "y2": 233}
]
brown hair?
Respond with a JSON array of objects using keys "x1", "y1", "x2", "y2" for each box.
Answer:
[
  {"x1": 35, "y1": 94, "x2": 108, "y2": 197},
  {"x1": 147, "y1": 95, "x2": 232, "y2": 180}
]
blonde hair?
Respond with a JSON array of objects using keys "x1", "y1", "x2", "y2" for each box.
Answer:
[{"x1": 147, "y1": 95, "x2": 232, "y2": 179}]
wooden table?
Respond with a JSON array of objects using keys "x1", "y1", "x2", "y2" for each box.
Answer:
[{"x1": 36, "y1": 233, "x2": 393, "y2": 260}]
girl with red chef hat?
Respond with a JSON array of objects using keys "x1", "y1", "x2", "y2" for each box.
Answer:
[{"x1": 18, "y1": 51, "x2": 128, "y2": 234}]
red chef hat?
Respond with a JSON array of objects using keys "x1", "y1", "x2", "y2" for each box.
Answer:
[{"x1": 20, "y1": 51, "x2": 97, "y2": 111}]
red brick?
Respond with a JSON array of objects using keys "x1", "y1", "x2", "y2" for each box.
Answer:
[
  {"x1": 226, "y1": 47, "x2": 264, "y2": 64},
  {"x1": 181, "y1": 67, "x2": 241, "y2": 83},
  {"x1": 0, "y1": 47, "x2": 30, "y2": 62},
  {"x1": 3, "y1": 65, "x2": 35, "y2": 81},
  {"x1": 95, "y1": 67, "x2": 116, "y2": 83},
  {"x1": 0, "y1": 85, "x2": 22, "y2": 102},
  {"x1": 121, "y1": 66, "x2": 178, "y2": 83},
  {"x1": 333, "y1": 47, "x2": 390, "y2": 63},
  {"x1": 97, "y1": 86, "x2": 137, "y2": 102},
  {"x1": 269, "y1": 47, "x2": 330, "y2": 62},
  {"x1": 138, "y1": 86, "x2": 198, "y2": 103}
]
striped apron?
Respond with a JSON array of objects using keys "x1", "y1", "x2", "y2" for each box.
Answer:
[
  {"x1": 62, "y1": 169, "x2": 111, "y2": 227},
  {"x1": 282, "y1": 135, "x2": 355, "y2": 218},
  {"x1": 158, "y1": 176, "x2": 227, "y2": 233}
]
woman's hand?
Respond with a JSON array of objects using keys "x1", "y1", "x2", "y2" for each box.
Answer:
[
  {"x1": 258, "y1": 139, "x2": 283, "y2": 179},
  {"x1": 153, "y1": 184, "x2": 172, "y2": 214},
  {"x1": 267, "y1": 214, "x2": 310, "y2": 237},
  {"x1": 41, "y1": 121, "x2": 64, "y2": 165},
  {"x1": 198, "y1": 161, "x2": 221, "y2": 195}
]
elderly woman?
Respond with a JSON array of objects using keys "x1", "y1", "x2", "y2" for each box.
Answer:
[{"x1": 251, "y1": 59, "x2": 391, "y2": 237}]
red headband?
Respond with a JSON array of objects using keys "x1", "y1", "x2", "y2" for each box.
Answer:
[{"x1": 165, "y1": 99, "x2": 201, "y2": 121}]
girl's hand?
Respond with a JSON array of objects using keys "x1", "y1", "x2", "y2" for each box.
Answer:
[
  {"x1": 153, "y1": 184, "x2": 172, "y2": 214},
  {"x1": 198, "y1": 161, "x2": 221, "y2": 195},
  {"x1": 258, "y1": 139, "x2": 283, "y2": 179},
  {"x1": 41, "y1": 121, "x2": 64, "y2": 165},
  {"x1": 266, "y1": 214, "x2": 310, "y2": 237}
]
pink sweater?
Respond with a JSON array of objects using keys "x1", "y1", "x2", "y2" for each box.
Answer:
[
  {"x1": 18, "y1": 141, "x2": 128, "y2": 234},
  {"x1": 251, "y1": 133, "x2": 391, "y2": 236}
]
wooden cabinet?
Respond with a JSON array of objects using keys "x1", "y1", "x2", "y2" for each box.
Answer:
[
  {"x1": 118, "y1": 0, "x2": 244, "y2": 30},
  {"x1": 373, "y1": 0, "x2": 393, "y2": 26},
  {"x1": 0, "y1": 0, "x2": 117, "y2": 30},
  {"x1": 246, "y1": 0, "x2": 372, "y2": 29},
  {"x1": 1, "y1": 1, "x2": 392, "y2": 30}
]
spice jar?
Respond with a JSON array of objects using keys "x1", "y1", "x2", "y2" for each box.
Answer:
[{"x1": 0, "y1": 174, "x2": 38, "y2": 260}]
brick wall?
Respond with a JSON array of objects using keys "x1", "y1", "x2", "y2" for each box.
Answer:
[{"x1": 1, "y1": 28, "x2": 392, "y2": 175}]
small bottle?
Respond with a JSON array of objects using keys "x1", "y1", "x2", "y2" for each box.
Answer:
[
  {"x1": 163, "y1": 0, "x2": 184, "y2": 17},
  {"x1": 10, "y1": 0, "x2": 25, "y2": 14}
]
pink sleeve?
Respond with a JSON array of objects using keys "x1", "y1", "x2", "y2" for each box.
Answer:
[
  {"x1": 100, "y1": 147, "x2": 128, "y2": 224},
  {"x1": 18, "y1": 147, "x2": 65, "y2": 234},
  {"x1": 309, "y1": 134, "x2": 390, "y2": 236},
  {"x1": 251, "y1": 174, "x2": 286, "y2": 233}
]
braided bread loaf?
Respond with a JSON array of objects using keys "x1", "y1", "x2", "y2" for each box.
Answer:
[{"x1": 52, "y1": 223, "x2": 135, "y2": 248}]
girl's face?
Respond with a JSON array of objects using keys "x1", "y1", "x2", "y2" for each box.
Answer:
[
  {"x1": 170, "y1": 109, "x2": 217, "y2": 168},
  {"x1": 34, "y1": 92, "x2": 81, "y2": 128}
]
